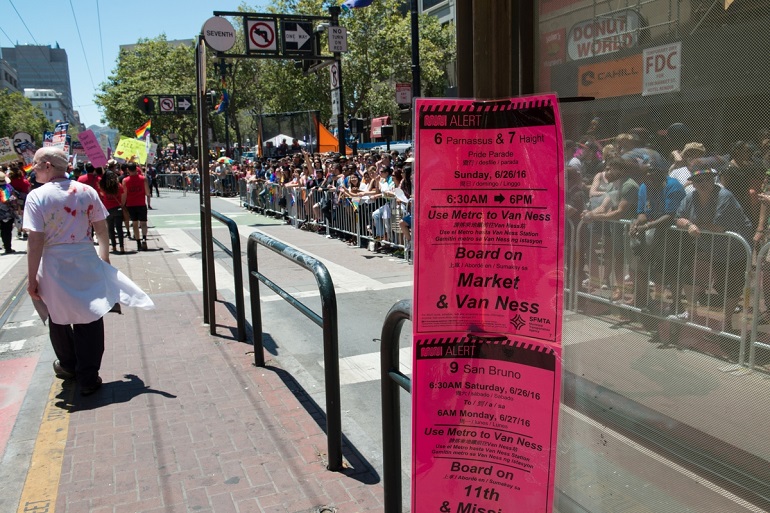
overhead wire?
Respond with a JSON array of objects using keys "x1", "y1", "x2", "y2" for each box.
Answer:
[
  {"x1": 67, "y1": 0, "x2": 96, "y2": 90},
  {"x1": 96, "y1": 0, "x2": 106, "y2": 82}
]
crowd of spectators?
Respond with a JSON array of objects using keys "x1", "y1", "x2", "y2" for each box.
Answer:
[
  {"x1": 238, "y1": 147, "x2": 414, "y2": 255},
  {"x1": 567, "y1": 122, "x2": 770, "y2": 333}
]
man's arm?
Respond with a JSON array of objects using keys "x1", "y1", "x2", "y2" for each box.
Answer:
[
  {"x1": 26, "y1": 231, "x2": 44, "y2": 300},
  {"x1": 93, "y1": 219, "x2": 110, "y2": 263}
]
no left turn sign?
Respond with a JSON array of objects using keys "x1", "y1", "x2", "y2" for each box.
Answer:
[
  {"x1": 159, "y1": 96, "x2": 175, "y2": 114},
  {"x1": 247, "y1": 20, "x2": 277, "y2": 52}
]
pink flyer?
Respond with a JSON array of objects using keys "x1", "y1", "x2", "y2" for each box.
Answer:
[
  {"x1": 412, "y1": 96, "x2": 563, "y2": 343},
  {"x1": 412, "y1": 335, "x2": 561, "y2": 513},
  {"x1": 411, "y1": 95, "x2": 564, "y2": 512}
]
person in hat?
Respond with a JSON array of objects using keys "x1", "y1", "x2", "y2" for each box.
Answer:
[
  {"x1": 672, "y1": 159, "x2": 753, "y2": 332},
  {"x1": 24, "y1": 147, "x2": 154, "y2": 395},
  {"x1": 0, "y1": 171, "x2": 20, "y2": 254},
  {"x1": 629, "y1": 155, "x2": 686, "y2": 311},
  {"x1": 581, "y1": 155, "x2": 640, "y2": 301},
  {"x1": 669, "y1": 142, "x2": 706, "y2": 191}
]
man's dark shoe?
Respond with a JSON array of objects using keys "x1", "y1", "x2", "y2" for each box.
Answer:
[
  {"x1": 53, "y1": 360, "x2": 75, "y2": 380},
  {"x1": 80, "y1": 377, "x2": 103, "y2": 396}
]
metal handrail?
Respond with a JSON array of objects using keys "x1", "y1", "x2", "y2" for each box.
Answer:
[
  {"x1": 246, "y1": 231, "x2": 343, "y2": 471},
  {"x1": 380, "y1": 300, "x2": 412, "y2": 513},
  {"x1": 210, "y1": 210, "x2": 246, "y2": 342}
]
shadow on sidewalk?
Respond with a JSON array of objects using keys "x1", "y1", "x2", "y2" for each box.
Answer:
[
  {"x1": 214, "y1": 302, "x2": 381, "y2": 485},
  {"x1": 55, "y1": 374, "x2": 177, "y2": 411}
]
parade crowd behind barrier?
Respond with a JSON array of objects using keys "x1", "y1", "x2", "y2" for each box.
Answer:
[
  {"x1": 230, "y1": 130, "x2": 770, "y2": 373},
  {"x1": 6, "y1": 129, "x2": 770, "y2": 370}
]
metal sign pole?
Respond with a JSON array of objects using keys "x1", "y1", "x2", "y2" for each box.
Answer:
[{"x1": 196, "y1": 34, "x2": 217, "y2": 331}]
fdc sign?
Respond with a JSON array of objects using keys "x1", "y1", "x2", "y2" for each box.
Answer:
[{"x1": 643, "y1": 42, "x2": 681, "y2": 96}]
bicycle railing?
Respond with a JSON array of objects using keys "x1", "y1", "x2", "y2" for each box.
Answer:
[
  {"x1": 246, "y1": 231, "x2": 343, "y2": 471},
  {"x1": 209, "y1": 210, "x2": 247, "y2": 342},
  {"x1": 380, "y1": 299, "x2": 412, "y2": 513},
  {"x1": 379, "y1": 300, "x2": 599, "y2": 513},
  {"x1": 573, "y1": 218, "x2": 752, "y2": 364}
]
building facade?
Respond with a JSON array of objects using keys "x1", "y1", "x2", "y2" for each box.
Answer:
[
  {"x1": 0, "y1": 58, "x2": 19, "y2": 92},
  {"x1": 1, "y1": 44, "x2": 75, "y2": 123}
]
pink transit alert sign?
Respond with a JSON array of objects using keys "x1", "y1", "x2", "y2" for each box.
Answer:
[{"x1": 411, "y1": 95, "x2": 564, "y2": 513}]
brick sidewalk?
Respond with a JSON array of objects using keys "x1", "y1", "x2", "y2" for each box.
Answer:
[{"x1": 46, "y1": 241, "x2": 385, "y2": 512}]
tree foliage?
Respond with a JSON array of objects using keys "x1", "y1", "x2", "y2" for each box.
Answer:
[
  {"x1": 243, "y1": 0, "x2": 455, "y2": 139},
  {"x1": 0, "y1": 90, "x2": 52, "y2": 144},
  {"x1": 95, "y1": 37, "x2": 201, "y2": 148}
]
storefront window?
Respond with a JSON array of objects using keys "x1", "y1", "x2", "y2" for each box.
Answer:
[{"x1": 536, "y1": 1, "x2": 770, "y2": 512}]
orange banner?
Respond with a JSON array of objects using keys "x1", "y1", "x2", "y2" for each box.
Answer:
[{"x1": 577, "y1": 54, "x2": 643, "y2": 99}]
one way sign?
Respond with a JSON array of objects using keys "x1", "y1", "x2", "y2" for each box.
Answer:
[
  {"x1": 176, "y1": 95, "x2": 193, "y2": 114},
  {"x1": 282, "y1": 21, "x2": 313, "y2": 53}
]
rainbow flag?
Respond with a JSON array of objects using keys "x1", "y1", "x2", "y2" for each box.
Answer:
[
  {"x1": 0, "y1": 184, "x2": 14, "y2": 203},
  {"x1": 23, "y1": 163, "x2": 33, "y2": 174},
  {"x1": 135, "y1": 120, "x2": 151, "y2": 140},
  {"x1": 341, "y1": 0, "x2": 373, "y2": 9}
]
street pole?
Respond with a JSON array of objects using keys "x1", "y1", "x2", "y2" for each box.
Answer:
[
  {"x1": 196, "y1": 35, "x2": 216, "y2": 331},
  {"x1": 410, "y1": 0, "x2": 421, "y2": 98},
  {"x1": 330, "y1": 6, "x2": 345, "y2": 154},
  {"x1": 218, "y1": 57, "x2": 231, "y2": 157}
]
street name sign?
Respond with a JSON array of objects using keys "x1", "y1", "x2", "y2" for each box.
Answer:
[{"x1": 202, "y1": 16, "x2": 236, "y2": 53}]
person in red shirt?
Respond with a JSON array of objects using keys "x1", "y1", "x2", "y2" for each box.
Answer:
[
  {"x1": 122, "y1": 162, "x2": 151, "y2": 251},
  {"x1": 98, "y1": 170, "x2": 126, "y2": 253},
  {"x1": 77, "y1": 162, "x2": 101, "y2": 189},
  {"x1": 8, "y1": 167, "x2": 31, "y2": 240}
]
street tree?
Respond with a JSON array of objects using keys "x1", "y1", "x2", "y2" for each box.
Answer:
[
  {"x1": 0, "y1": 90, "x2": 51, "y2": 144},
  {"x1": 234, "y1": 0, "x2": 454, "y2": 139},
  {"x1": 95, "y1": 36, "x2": 202, "y2": 151}
]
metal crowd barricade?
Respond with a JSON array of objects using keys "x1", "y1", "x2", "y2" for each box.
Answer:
[
  {"x1": 156, "y1": 173, "x2": 189, "y2": 196},
  {"x1": 242, "y1": 182, "x2": 410, "y2": 255},
  {"x1": 750, "y1": 241, "x2": 770, "y2": 369},
  {"x1": 246, "y1": 231, "x2": 343, "y2": 471},
  {"x1": 573, "y1": 219, "x2": 752, "y2": 365}
]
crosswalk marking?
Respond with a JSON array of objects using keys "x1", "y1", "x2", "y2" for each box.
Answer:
[
  {"x1": 159, "y1": 227, "x2": 413, "y2": 299},
  {"x1": 320, "y1": 346, "x2": 413, "y2": 386},
  {"x1": 158, "y1": 228, "x2": 202, "y2": 254},
  {"x1": 2, "y1": 320, "x2": 39, "y2": 330},
  {"x1": 0, "y1": 340, "x2": 26, "y2": 353}
]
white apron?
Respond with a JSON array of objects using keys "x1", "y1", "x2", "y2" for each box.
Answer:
[{"x1": 35, "y1": 242, "x2": 154, "y2": 324}]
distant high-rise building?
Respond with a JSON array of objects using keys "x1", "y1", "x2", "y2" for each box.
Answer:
[{"x1": 2, "y1": 44, "x2": 74, "y2": 122}]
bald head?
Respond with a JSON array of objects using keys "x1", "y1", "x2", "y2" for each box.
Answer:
[{"x1": 34, "y1": 147, "x2": 69, "y2": 173}]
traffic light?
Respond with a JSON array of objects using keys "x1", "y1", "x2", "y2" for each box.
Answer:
[
  {"x1": 137, "y1": 95, "x2": 154, "y2": 115},
  {"x1": 205, "y1": 91, "x2": 217, "y2": 110},
  {"x1": 349, "y1": 118, "x2": 364, "y2": 136}
]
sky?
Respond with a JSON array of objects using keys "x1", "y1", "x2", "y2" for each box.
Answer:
[{"x1": 0, "y1": 0, "x2": 267, "y2": 128}]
